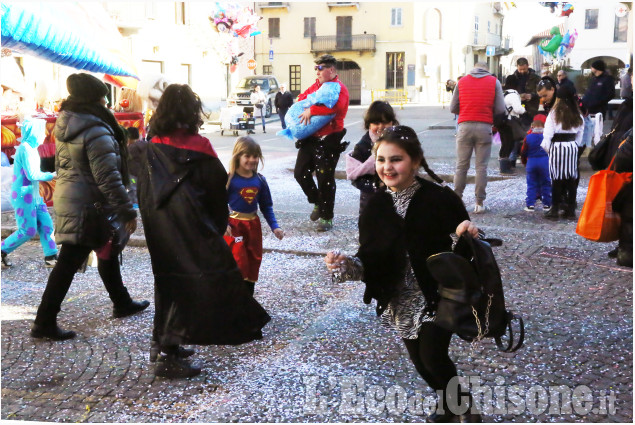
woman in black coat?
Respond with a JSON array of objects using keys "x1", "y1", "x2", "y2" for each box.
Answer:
[
  {"x1": 32, "y1": 73, "x2": 149, "y2": 341},
  {"x1": 138, "y1": 84, "x2": 270, "y2": 379},
  {"x1": 325, "y1": 126, "x2": 482, "y2": 422}
]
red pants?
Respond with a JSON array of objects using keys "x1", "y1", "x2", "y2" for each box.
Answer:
[{"x1": 228, "y1": 216, "x2": 262, "y2": 282}]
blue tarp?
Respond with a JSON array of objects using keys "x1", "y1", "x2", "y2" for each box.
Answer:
[{"x1": 1, "y1": 2, "x2": 137, "y2": 77}]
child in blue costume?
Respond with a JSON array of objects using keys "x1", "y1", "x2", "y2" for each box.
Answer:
[
  {"x1": 1, "y1": 118, "x2": 58, "y2": 267},
  {"x1": 523, "y1": 120, "x2": 552, "y2": 211},
  {"x1": 225, "y1": 136, "x2": 284, "y2": 295}
]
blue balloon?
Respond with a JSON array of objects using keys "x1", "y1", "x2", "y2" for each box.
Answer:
[{"x1": 278, "y1": 82, "x2": 341, "y2": 141}]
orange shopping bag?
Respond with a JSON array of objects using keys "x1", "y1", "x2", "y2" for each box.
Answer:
[{"x1": 576, "y1": 156, "x2": 632, "y2": 242}]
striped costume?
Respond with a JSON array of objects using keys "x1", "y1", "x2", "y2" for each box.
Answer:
[{"x1": 540, "y1": 112, "x2": 584, "y2": 214}]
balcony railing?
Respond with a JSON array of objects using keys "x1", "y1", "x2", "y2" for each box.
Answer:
[
  {"x1": 311, "y1": 34, "x2": 376, "y2": 53},
  {"x1": 472, "y1": 31, "x2": 502, "y2": 47}
]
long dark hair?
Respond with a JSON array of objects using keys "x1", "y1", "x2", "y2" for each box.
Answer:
[
  {"x1": 364, "y1": 101, "x2": 399, "y2": 129},
  {"x1": 373, "y1": 125, "x2": 444, "y2": 184},
  {"x1": 149, "y1": 84, "x2": 208, "y2": 137},
  {"x1": 552, "y1": 87, "x2": 583, "y2": 130}
]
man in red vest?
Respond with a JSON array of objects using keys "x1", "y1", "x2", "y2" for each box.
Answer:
[{"x1": 450, "y1": 62, "x2": 506, "y2": 213}]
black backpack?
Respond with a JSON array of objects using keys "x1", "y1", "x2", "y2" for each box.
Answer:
[{"x1": 426, "y1": 234, "x2": 524, "y2": 352}]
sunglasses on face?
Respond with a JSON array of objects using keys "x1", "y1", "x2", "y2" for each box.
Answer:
[{"x1": 314, "y1": 65, "x2": 330, "y2": 71}]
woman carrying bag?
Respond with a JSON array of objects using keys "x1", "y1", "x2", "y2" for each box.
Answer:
[
  {"x1": 325, "y1": 126, "x2": 483, "y2": 423},
  {"x1": 32, "y1": 73, "x2": 149, "y2": 341}
]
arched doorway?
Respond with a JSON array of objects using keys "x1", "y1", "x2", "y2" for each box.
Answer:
[{"x1": 336, "y1": 60, "x2": 361, "y2": 105}]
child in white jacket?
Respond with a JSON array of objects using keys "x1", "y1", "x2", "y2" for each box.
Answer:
[{"x1": 500, "y1": 84, "x2": 527, "y2": 173}]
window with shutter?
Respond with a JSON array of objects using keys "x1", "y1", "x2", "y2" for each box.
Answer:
[{"x1": 269, "y1": 18, "x2": 280, "y2": 38}]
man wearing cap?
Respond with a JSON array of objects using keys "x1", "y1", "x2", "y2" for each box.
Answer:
[
  {"x1": 294, "y1": 54, "x2": 349, "y2": 231},
  {"x1": 581, "y1": 59, "x2": 615, "y2": 148},
  {"x1": 274, "y1": 83, "x2": 294, "y2": 130}
]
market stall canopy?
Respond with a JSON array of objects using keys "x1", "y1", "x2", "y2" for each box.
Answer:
[{"x1": 1, "y1": 2, "x2": 138, "y2": 78}]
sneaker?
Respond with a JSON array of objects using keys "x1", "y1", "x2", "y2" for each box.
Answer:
[
  {"x1": 1, "y1": 250, "x2": 12, "y2": 268},
  {"x1": 44, "y1": 254, "x2": 58, "y2": 268},
  {"x1": 113, "y1": 300, "x2": 150, "y2": 318},
  {"x1": 317, "y1": 218, "x2": 333, "y2": 231},
  {"x1": 310, "y1": 205, "x2": 320, "y2": 221},
  {"x1": 524, "y1": 206, "x2": 535, "y2": 212},
  {"x1": 155, "y1": 355, "x2": 201, "y2": 379},
  {"x1": 473, "y1": 204, "x2": 489, "y2": 214},
  {"x1": 542, "y1": 205, "x2": 551, "y2": 211}
]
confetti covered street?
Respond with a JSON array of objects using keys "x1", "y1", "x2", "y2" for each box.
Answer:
[{"x1": 1, "y1": 106, "x2": 632, "y2": 422}]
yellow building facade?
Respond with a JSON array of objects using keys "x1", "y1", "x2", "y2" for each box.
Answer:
[{"x1": 254, "y1": 2, "x2": 510, "y2": 105}]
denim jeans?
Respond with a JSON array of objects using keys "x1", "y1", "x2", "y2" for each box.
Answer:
[{"x1": 581, "y1": 115, "x2": 595, "y2": 148}]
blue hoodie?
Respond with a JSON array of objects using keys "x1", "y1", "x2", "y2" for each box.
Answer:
[
  {"x1": 524, "y1": 129, "x2": 548, "y2": 159},
  {"x1": 10, "y1": 118, "x2": 55, "y2": 207}
]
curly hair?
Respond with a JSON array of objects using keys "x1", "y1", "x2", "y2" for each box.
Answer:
[{"x1": 149, "y1": 84, "x2": 208, "y2": 136}]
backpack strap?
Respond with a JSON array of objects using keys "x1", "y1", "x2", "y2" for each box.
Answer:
[{"x1": 495, "y1": 311, "x2": 525, "y2": 352}]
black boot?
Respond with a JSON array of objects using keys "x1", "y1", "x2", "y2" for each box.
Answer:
[
  {"x1": 155, "y1": 354, "x2": 201, "y2": 379},
  {"x1": 499, "y1": 158, "x2": 515, "y2": 175},
  {"x1": 617, "y1": 248, "x2": 633, "y2": 267},
  {"x1": 427, "y1": 392, "x2": 458, "y2": 423},
  {"x1": 560, "y1": 207, "x2": 576, "y2": 220},
  {"x1": 1, "y1": 250, "x2": 12, "y2": 267},
  {"x1": 31, "y1": 323, "x2": 76, "y2": 340},
  {"x1": 149, "y1": 341, "x2": 196, "y2": 362},
  {"x1": 113, "y1": 300, "x2": 150, "y2": 318},
  {"x1": 544, "y1": 204, "x2": 559, "y2": 220},
  {"x1": 458, "y1": 392, "x2": 482, "y2": 423}
]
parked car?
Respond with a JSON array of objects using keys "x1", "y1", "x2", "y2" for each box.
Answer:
[{"x1": 228, "y1": 75, "x2": 280, "y2": 118}]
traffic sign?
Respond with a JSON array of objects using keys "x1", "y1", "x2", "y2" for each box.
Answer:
[
  {"x1": 247, "y1": 59, "x2": 257, "y2": 70},
  {"x1": 269, "y1": 49, "x2": 274, "y2": 61}
]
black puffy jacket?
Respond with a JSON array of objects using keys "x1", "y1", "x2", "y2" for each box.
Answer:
[{"x1": 53, "y1": 111, "x2": 136, "y2": 246}]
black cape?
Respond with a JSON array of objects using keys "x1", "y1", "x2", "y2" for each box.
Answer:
[{"x1": 138, "y1": 142, "x2": 270, "y2": 346}]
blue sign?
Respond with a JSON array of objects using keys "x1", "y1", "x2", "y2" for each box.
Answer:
[
  {"x1": 486, "y1": 46, "x2": 496, "y2": 57},
  {"x1": 269, "y1": 49, "x2": 274, "y2": 61}
]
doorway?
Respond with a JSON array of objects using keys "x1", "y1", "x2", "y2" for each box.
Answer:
[{"x1": 336, "y1": 60, "x2": 361, "y2": 105}]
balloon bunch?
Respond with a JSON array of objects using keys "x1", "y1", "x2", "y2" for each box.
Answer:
[
  {"x1": 560, "y1": 3, "x2": 574, "y2": 17},
  {"x1": 539, "y1": 2, "x2": 574, "y2": 16},
  {"x1": 555, "y1": 29, "x2": 577, "y2": 61},
  {"x1": 539, "y1": 27, "x2": 578, "y2": 63},
  {"x1": 538, "y1": 26, "x2": 563, "y2": 58},
  {"x1": 209, "y1": 2, "x2": 262, "y2": 72}
]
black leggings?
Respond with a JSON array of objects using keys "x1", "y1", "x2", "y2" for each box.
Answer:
[
  {"x1": 294, "y1": 136, "x2": 343, "y2": 220},
  {"x1": 35, "y1": 244, "x2": 131, "y2": 325},
  {"x1": 402, "y1": 322, "x2": 458, "y2": 395}
]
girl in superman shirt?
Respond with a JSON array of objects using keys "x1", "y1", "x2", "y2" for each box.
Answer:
[{"x1": 226, "y1": 136, "x2": 284, "y2": 295}]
